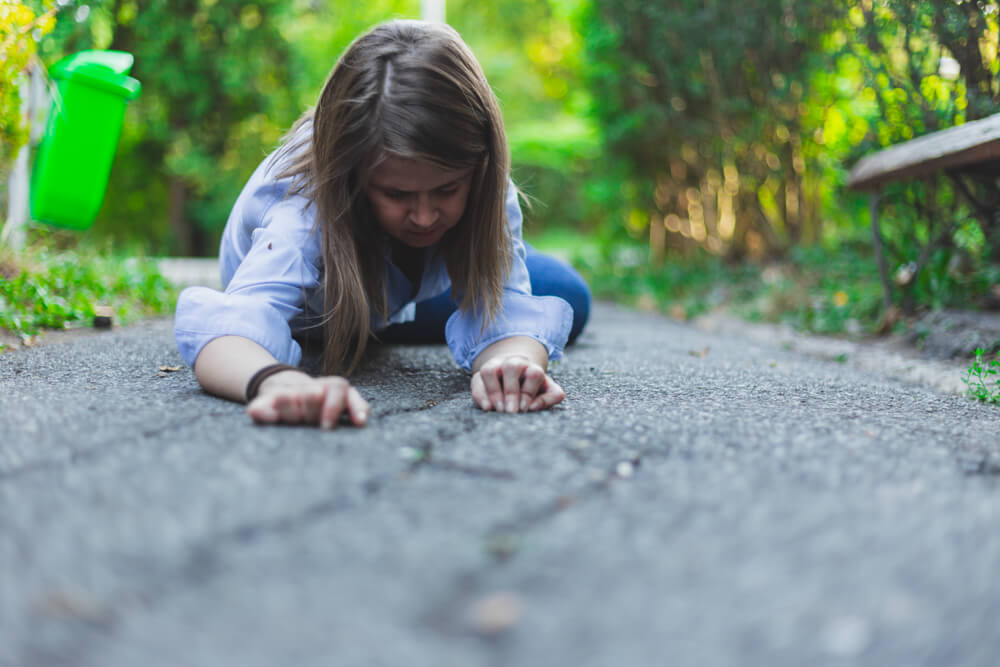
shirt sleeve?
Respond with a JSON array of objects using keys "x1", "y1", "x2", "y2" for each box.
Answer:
[
  {"x1": 445, "y1": 182, "x2": 573, "y2": 371},
  {"x1": 174, "y1": 193, "x2": 321, "y2": 368}
]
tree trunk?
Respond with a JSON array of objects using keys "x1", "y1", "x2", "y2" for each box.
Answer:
[{"x1": 169, "y1": 177, "x2": 194, "y2": 256}]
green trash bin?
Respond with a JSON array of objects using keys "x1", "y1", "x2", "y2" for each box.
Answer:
[{"x1": 30, "y1": 50, "x2": 141, "y2": 230}]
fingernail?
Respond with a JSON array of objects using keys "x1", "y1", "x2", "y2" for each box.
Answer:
[
  {"x1": 321, "y1": 419, "x2": 332, "y2": 429},
  {"x1": 520, "y1": 397, "x2": 528, "y2": 411},
  {"x1": 494, "y1": 399, "x2": 504, "y2": 412},
  {"x1": 506, "y1": 397, "x2": 517, "y2": 413}
]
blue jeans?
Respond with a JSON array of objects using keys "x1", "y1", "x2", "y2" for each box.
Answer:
[{"x1": 378, "y1": 244, "x2": 591, "y2": 344}]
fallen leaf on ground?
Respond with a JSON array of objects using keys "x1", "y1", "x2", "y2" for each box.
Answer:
[
  {"x1": 688, "y1": 347, "x2": 710, "y2": 358},
  {"x1": 34, "y1": 589, "x2": 113, "y2": 625},
  {"x1": 158, "y1": 365, "x2": 183, "y2": 372},
  {"x1": 556, "y1": 495, "x2": 575, "y2": 509}
]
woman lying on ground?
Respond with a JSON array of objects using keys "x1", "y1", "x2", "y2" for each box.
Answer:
[{"x1": 174, "y1": 19, "x2": 590, "y2": 428}]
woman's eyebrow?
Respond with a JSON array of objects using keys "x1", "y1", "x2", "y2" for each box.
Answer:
[{"x1": 374, "y1": 176, "x2": 468, "y2": 193}]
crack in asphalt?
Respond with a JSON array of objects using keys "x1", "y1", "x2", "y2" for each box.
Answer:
[
  {"x1": 0, "y1": 410, "x2": 235, "y2": 481},
  {"x1": 140, "y1": 410, "x2": 237, "y2": 438},
  {"x1": 960, "y1": 453, "x2": 1000, "y2": 476},
  {"x1": 374, "y1": 400, "x2": 445, "y2": 418},
  {"x1": 398, "y1": 420, "x2": 518, "y2": 481},
  {"x1": 426, "y1": 459, "x2": 517, "y2": 480},
  {"x1": 17, "y1": 469, "x2": 399, "y2": 664},
  {"x1": 20, "y1": 430, "x2": 524, "y2": 658},
  {"x1": 478, "y1": 449, "x2": 646, "y2": 565},
  {"x1": 417, "y1": 449, "x2": 669, "y2": 653},
  {"x1": 0, "y1": 446, "x2": 109, "y2": 481}
]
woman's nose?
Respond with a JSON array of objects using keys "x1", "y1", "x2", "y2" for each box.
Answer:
[{"x1": 411, "y1": 194, "x2": 438, "y2": 228}]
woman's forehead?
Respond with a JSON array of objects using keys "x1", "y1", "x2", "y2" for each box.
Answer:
[{"x1": 367, "y1": 156, "x2": 472, "y2": 191}]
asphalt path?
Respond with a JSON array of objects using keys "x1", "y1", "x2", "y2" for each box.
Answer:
[{"x1": 2, "y1": 302, "x2": 999, "y2": 666}]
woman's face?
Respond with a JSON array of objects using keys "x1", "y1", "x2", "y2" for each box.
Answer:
[{"x1": 364, "y1": 157, "x2": 473, "y2": 248}]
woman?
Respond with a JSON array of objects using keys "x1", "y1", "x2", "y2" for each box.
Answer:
[{"x1": 174, "y1": 20, "x2": 590, "y2": 428}]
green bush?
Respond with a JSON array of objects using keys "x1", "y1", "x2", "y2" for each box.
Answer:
[
  {"x1": 0, "y1": 241, "x2": 176, "y2": 344},
  {"x1": 0, "y1": 1, "x2": 57, "y2": 175},
  {"x1": 964, "y1": 348, "x2": 1000, "y2": 404}
]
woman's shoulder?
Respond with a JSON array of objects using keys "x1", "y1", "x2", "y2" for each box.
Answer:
[
  {"x1": 244, "y1": 119, "x2": 317, "y2": 218},
  {"x1": 221, "y1": 127, "x2": 320, "y2": 267}
]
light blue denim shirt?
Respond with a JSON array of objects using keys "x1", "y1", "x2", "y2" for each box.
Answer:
[{"x1": 174, "y1": 147, "x2": 572, "y2": 371}]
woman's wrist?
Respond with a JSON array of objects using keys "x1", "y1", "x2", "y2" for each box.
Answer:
[
  {"x1": 245, "y1": 363, "x2": 302, "y2": 402},
  {"x1": 471, "y1": 336, "x2": 548, "y2": 373}
]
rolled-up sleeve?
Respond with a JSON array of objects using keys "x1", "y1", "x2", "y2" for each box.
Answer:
[
  {"x1": 445, "y1": 182, "x2": 573, "y2": 371},
  {"x1": 174, "y1": 192, "x2": 321, "y2": 368},
  {"x1": 446, "y1": 292, "x2": 573, "y2": 371}
]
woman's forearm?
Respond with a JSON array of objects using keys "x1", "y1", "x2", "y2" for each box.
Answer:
[
  {"x1": 195, "y1": 336, "x2": 369, "y2": 427},
  {"x1": 193, "y1": 335, "x2": 294, "y2": 402}
]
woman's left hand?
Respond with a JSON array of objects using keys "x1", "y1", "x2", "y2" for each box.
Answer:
[{"x1": 470, "y1": 354, "x2": 566, "y2": 413}]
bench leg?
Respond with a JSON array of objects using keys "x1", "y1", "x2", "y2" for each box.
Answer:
[{"x1": 869, "y1": 191, "x2": 894, "y2": 318}]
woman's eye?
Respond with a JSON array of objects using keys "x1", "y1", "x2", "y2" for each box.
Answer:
[
  {"x1": 385, "y1": 190, "x2": 409, "y2": 200},
  {"x1": 437, "y1": 186, "x2": 459, "y2": 196}
]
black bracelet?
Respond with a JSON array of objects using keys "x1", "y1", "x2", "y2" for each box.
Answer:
[{"x1": 245, "y1": 363, "x2": 300, "y2": 402}]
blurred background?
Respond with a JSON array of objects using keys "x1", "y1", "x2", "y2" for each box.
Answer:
[{"x1": 3, "y1": 0, "x2": 1000, "y2": 342}]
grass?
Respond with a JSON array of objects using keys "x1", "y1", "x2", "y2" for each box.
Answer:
[
  {"x1": 0, "y1": 239, "x2": 177, "y2": 349},
  {"x1": 5, "y1": 224, "x2": 998, "y2": 405},
  {"x1": 531, "y1": 225, "x2": 1000, "y2": 406},
  {"x1": 530, "y1": 228, "x2": 887, "y2": 337},
  {"x1": 964, "y1": 348, "x2": 1000, "y2": 404}
]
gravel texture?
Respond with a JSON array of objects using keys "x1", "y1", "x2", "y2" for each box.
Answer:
[{"x1": 2, "y1": 302, "x2": 1000, "y2": 667}]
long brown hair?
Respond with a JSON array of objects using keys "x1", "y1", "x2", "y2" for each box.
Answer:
[{"x1": 275, "y1": 19, "x2": 511, "y2": 375}]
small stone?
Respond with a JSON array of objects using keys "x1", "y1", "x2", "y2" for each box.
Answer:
[
  {"x1": 821, "y1": 614, "x2": 872, "y2": 657},
  {"x1": 468, "y1": 592, "x2": 523, "y2": 636},
  {"x1": 92, "y1": 306, "x2": 114, "y2": 329},
  {"x1": 398, "y1": 446, "x2": 422, "y2": 462},
  {"x1": 484, "y1": 532, "x2": 519, "y2": 561},
  {"x1": 616, "y1": 461, "x2": 635, "y2": 478},
  {"x1": 555, "y1": 495, "x2": 575, "y2": 509}
]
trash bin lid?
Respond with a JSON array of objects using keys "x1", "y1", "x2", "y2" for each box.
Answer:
[{"x1": 50, "y1": 50, "x2": 141, "y2": 100}]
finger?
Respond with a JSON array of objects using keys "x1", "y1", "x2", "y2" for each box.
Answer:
[
  {"x1": 319, "y1": 381, "x2": 349, "y2": 429},
  {"x1": 246, "y1": 396, "x2": 280, "y2": 424},
  {"x1": 518, "y1": 365, "x2": 546, "y2": 411},
  {"x1": 528, "y1": 376, "x2": 566, "y2": 412},
  {"x1": 275, "y1": 394, "x2": 305, "y2": 423},
  {"x1": 470, "y1": 372, "x2": 492, "y2": 411},
  {"x1": 345, "y1": 386, "x2": 370, "y2": 426},
  {"x1": 501, "y1": 360, "x2": 526, "y2": 413},
  {"x1": 480, "y1": 363, "x2": 505, "y2": 412},
  {"x1": 300, "y1": 387, "x2": 326, "y2": 425}
]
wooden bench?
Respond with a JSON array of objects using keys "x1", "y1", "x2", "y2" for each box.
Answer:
[{"x1": 847, "y1": 112, "x2": 1000, "y2": 318}]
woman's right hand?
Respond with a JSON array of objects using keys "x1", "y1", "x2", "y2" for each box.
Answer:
[{"x1": 246, "y1": 370, "x2": 370, "y2": 429}]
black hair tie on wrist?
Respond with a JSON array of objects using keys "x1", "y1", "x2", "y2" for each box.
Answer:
[{"x1": 245, "y1": 363, "x2": 300, "y2": 403}]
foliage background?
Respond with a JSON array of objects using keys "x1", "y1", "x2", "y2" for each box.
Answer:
[
  {"x1": 3, "y1": 0, "x2": 1000, "y2": 332},
  {"x1": 1, "y1": 0, "x2": 56, "y2": 176}
]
